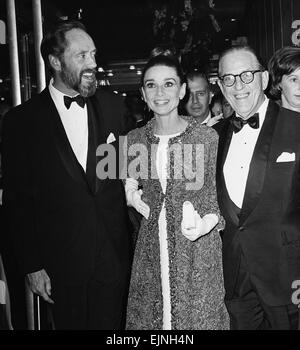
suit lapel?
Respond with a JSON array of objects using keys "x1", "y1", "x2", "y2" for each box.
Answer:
[
  {"x1": 86, "y1": 97, "x2": 101, "y2": 194},
  {"x1": 87, "y1": 94, "x2": 107, "y2": 194},
  {"x1": 239, "y1": 100, "x2": 280, "y2": 224},
  {"x1": 216, "y1": 120, "x2": 239, "y2": 225},
  {"x1": 41, "y1": 88, "x2": 90, "y2": 192},
  {"x1": 217, "y1": 119, "x2": 233, "y2": 174}
]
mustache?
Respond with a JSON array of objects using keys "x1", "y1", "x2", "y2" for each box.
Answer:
[{"x1": 80, "y1": 69, "x2": 97, "y2": 77}]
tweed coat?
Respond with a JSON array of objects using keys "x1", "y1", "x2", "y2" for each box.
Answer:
[{"x1": 125, "y1": 116, "x2": 229, "y2": 330}]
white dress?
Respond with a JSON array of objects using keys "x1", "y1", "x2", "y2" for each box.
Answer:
[{"x1": 155, "y1": 133, "x2": 180, "y2": 330}]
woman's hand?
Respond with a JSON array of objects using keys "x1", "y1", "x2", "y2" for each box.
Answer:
[
  {"x1": 181, "y1": 201, "x2": 218, "y2": 241},
  {"x1": 130, "y1": 189, "x2": 150, "y2": 219},
  {"x1": 125, "y1": 178, "x2": 150, "y2": 219}
]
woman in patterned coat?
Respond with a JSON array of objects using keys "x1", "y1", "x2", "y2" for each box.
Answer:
[{"x1": 124, "y1": 54, "x2": 229, "y2": 330}]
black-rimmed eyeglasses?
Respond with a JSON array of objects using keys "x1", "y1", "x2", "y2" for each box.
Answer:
[{"x1": 219, "y1": 70, "x2": 262, "y2": 87}]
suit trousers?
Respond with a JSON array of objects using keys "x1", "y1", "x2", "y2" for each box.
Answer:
[
  {"x1": 225, "y1": 252, "x2": 299, "y2": 330},
  {"x1": 48, "y1": 236, "x2": 129, "y2": 330}
]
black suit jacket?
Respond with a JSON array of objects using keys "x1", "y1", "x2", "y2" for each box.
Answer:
[
  {"x1": 2, "y1": 88, "x2": 131, "y2": 286},
  {"x1": 212, "y1": 117, "x2": 230, "y2": 135},
  {"x1": 217, "y1": 100, "x2": 300, "y2": 306}
]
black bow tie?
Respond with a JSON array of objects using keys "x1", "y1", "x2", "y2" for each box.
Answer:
[
  {"x1": 64, "y1": 95, "x2": 86, "y2": 109},
  {"x1": 230, "y1": 113, "x2": 259, "y2": 133}
]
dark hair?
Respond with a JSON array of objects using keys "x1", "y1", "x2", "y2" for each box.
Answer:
[
  {"x1": 210, "y1": 92, "x2": 223, "y2": 107},
  {"x1": 181, "y1": 69, "x2": 210, "y2": 107},
  {"x1": 268, "y1": 46, "x2": 300, "y2": 99},
  {"x1": 40, "y1": 20, "x2": 87, "y2": 76},
  {"x1": 186, "y1": 70, "x2": 209, "y2": 86},
  {"x1": 218, "y1": 45, "x2": 265, "y2": 75},
  {"x1": 141, "y1": 54, "x2": 185, "y2": 86},
  {"x1": 149, "y1": 44, "x2": 178, "y2": 59}
]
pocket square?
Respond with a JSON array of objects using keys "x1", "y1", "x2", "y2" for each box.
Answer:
[
  {"x1": 276, "y1": 152, "x2": 295, "y2": 162},
  {"x1": 106, "y1": 132, "x2": 116, "y2": 144}
]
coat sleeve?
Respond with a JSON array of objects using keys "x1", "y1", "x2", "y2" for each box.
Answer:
[
  {"x1": 190, "y1": 127, "x2": 224, "y2": 230},
  {"x1": 2, "y1": 108, "x2": 43, "y2": 275},
  {"x1": 207, "y1": 130, "x2": 225, "y2": 230}
]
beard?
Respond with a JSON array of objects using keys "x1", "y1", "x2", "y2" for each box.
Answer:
[{"x1": 60, "y1": 61, "x2": 97, "y2": 97}]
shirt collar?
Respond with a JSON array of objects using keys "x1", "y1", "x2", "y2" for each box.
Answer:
[
  {"x1": 48, "y1": 78, "x2": 80, "y2": 109},
  {"x1": 256, "y1": 95, "x2": 269, "y2": 124},
  {"x1": 201, "y1": 111, "x2": 212, "y2": 125},
  {"x1": 236, "y1": 95, "x2": 269, "y2": 126}
]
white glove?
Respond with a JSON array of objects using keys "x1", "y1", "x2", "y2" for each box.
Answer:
[
  {"x1": 181, "y1": 201, "x2": 218, "y2": 241},
  {"x1": 207, "y1": 113, "x2": 224, "y2": 126},
  {"x1": 125, "y1": 178, "x2": 150, "y2": 219}
]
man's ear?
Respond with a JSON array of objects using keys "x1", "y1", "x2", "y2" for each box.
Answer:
[
  {"x1": 262, "y1": 70, "x2": 269, "y2": 91},
  {"x1": 49, "y1": 54, "x2": 62, "y2": 72}
]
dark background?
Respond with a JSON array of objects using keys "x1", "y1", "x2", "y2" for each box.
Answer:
[{"x1": 0, "y1": 0, "x2": 248, "y2": 99}]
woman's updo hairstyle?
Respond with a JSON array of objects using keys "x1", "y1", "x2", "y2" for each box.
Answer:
[{"x1": 141, "y1": 46, "x2": 184, "y2": 86}]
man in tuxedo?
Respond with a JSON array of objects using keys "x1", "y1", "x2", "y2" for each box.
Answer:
[
  {"x1": 216, "y1": 45, "x2": 300, "y2": 329},
  {"x1": 2, "y1": 20, "x2": 132, "y2": 329}
]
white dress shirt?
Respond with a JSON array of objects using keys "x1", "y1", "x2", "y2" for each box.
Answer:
[
  {"x1": 201, "y1": 111, "x2": 212, "y2": 125},
  {"x1": 201, "y1": 111, "x2": 224, "y2": 127},
  {"x1": 49, "y1": 80, "x2": 88, "y2": 171},
  {"x1": 223, "y1": 97, "x2": 269, "y2": 208}
]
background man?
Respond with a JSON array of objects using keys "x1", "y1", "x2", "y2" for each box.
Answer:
[
  {"x1": 216, "y1": 45, "x2": 300, "y2": 329},
  {"x1": 184, "y1": 70, "x2": 224, "y2": 133},
  {"x1": 185, "y1": 71, "x2": 212, "y2": 123},
  {"x1": 2, "y1": 20, "x2": 131, "y2": 330}
]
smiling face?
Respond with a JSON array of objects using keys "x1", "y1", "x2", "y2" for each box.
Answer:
[
  {"x1": 218, "y1": 49, "x2": 269, "y2": 119},
  {"x1": 53, "y1": 28, "x2": 97, "y2": 97},
  {"x1": 279, "y1": 67, "x2": 300, "y2": 112},
  {"x1": 142, "y1": 65, "x2": 186, "y2": 118}
]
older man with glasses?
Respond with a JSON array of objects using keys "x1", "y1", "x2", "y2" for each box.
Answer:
[{"x1": 216, "y1": 45, "x2": 300, "y2": 330}]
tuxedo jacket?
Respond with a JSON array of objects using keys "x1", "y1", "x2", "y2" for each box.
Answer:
[
  {"x1": 217, "y1": 100, "x2": 300, "y2": 306},
  {"x1": 212, "y1": 117, "x2": 230, "y2": 135},
  {"x1": 2, "y1": 88, "x2": 131, "y2": 286}
]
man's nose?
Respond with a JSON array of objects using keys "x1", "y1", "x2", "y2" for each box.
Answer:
[
  {"x1": 191, "y1": 93, "x2": 199, "y2": 105},
  {"x1": 86, "y1": 53, "x2": 97, "y2": 69},
  {"x1": 233, "y1": 76, "x2": 244, "y2": 90}
]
